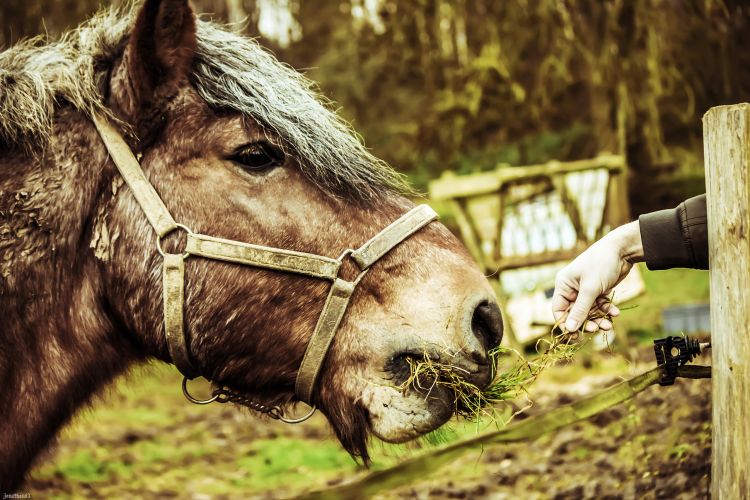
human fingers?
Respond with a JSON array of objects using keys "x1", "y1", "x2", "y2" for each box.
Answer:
[
  {"x1": 551, "y1": 288, "x2": 576, "y2": 323},
  {"x1": 595, "y1": 296, "x2": 620, "y2": 317},
  {"x1": 552, "y1": 297, "x2": 573, "y2": 324},
  {"x1": 552, "y1": 272, "x2": 579, "y2": 322},
  {"x1": 582, "y1": 320, "x2": 598, "y2": 332},
  {"x1": 564, "y1": 284, "x2": 601, "y2": 332},
  {"x1": 581, "y1": 299, "x2": 617, "y2": 331},
  {"x1": 590, "y1": 316, "x2": 613, "y2": 331}
]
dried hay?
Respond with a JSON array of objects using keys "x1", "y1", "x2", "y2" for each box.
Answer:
[{"x1": 399, "y1": 305, "x2": 615, "y2": 424}]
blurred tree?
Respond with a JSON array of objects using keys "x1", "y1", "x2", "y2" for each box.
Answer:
[{"x1": 2, "y1": 0, "x2": 749, "y2": 212}]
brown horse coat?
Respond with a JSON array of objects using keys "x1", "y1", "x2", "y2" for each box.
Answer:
[{"x1": 0, "y1": 0, "x2": 501, "y2": 490}]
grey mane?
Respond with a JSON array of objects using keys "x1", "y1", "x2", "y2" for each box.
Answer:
[{"x1": 0, "y1": 4, "x2": 409, "y2": 199}]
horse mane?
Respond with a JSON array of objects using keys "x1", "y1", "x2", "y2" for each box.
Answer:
[{"x1": 0, "y1": 3, "x2": 409, "y2": 199}]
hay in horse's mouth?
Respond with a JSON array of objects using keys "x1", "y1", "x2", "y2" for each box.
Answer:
[
  {"x1": 385, "y1": 351, "x2": 427, "y2": 387},
  {"x1": 398, "y1": 308, "x2": 615, "y2": 423}
]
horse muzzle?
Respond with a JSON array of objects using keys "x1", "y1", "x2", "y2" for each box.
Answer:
[{"x1": 386, "y1": 293, "x2": 503, "y2": 389}]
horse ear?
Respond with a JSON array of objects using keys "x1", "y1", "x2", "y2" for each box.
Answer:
[{"x1": 111, "y1": 0, "x2": 196, "y2": 131}]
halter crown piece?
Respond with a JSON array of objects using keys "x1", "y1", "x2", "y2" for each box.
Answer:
[{"x1": 92, "y1": 113, "x2": 438, "y2": 423}]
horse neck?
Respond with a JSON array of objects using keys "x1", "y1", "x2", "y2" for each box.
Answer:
[{"x1": 0, "y1": 107, "x2": 139, "y2": 488}]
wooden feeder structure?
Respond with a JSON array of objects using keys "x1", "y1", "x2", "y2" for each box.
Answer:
[{"x1": 429, "y1": 154, "x2": 641, "y2": 347}]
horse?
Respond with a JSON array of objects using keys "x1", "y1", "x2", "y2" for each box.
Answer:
[{"x1": 0, "y1": 0, "x2": 502, "y2": 490}]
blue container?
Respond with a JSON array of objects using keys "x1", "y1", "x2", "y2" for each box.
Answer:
[{"x1": 661, "y1": 303, "x2": 711, "y2": 334}]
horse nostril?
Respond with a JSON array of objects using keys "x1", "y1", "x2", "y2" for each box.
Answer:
[{"x1": 471, "y1": 301, "x2": 503, "y2": 353}]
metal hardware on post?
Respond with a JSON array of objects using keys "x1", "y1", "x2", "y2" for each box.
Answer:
[{"x1": 653, "y1": 335, "x2": 708, "y2": 386}]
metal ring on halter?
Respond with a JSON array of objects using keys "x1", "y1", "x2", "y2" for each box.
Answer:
[
  {"x1": 181, "y1": 376, "x2": 219, "y2": 405},
  {"x1": 277, "y1": 404, "x2": 317, "y2": 424},
  {"x1": 157, "y1": 223, "x2": 194, "y2": 258},
  {"x1": 336, "y1": 247, "x2": 355, "y2": 264},
  {"x1": 335, "y1": 248, "x2": 370, "y2": 285}
]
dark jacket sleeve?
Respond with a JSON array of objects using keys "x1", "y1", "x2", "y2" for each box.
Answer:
[{"x1": 638, "y1": 194, "x2": 708, "y2": 270}]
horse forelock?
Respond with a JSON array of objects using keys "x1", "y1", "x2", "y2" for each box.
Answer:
[{"x1": 0, "y1": 3, "x2": 410, "y2": 200}]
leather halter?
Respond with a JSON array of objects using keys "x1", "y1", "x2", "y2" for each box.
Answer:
[{"x1": 92, "y1": 113, "x2": 438, "y2": 413}]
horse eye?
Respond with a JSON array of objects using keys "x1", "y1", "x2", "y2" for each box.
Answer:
[{"x1": 231, "y1": 142, "x2": 284, "y2": 172}]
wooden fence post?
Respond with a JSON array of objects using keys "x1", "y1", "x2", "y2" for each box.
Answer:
[{"x1": 703, "y1": 103, "x2": 750, "y2": 498}]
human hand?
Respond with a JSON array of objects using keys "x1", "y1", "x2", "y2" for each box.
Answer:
[{"x1": 552, "y1": 221, "x2": 644, "y2": 332}]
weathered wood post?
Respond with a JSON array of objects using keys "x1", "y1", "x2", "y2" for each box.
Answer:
[{"x1": 703, "y1": 103, "x2": 750, "y2": 497}]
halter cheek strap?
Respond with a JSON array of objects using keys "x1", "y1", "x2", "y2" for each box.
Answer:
[{"x1": 92, "y1": 113, "x2": 438, "y2": 409}]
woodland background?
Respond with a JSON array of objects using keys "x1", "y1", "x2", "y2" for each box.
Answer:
[{"x1": 2, "y1": 0, "x2": 749, "y2": 214}]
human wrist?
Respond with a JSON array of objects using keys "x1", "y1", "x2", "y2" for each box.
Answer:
[{"x1": 609, "y1": 221, "x2": 644, "y2": 264}]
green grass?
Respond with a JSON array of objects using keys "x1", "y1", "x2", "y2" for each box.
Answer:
[
  {"x1": 669, "y1": 442, "x2": 696, "y2": 461},
  {"x1": 233, "y1": 438, "x2": 359, "y2": 491},
  {"x1": 51, "y1": 451, "x2": 110, "y2": 483},
  {"x1": 617, "y1": 264, "x2": 710, "y2": 342}
]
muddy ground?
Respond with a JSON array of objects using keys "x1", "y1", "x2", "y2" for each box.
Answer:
[
  {"x1": 386, "y1": 368, "x2": 712, "y2": 499},
  {"x1": 23, "y1": 342, "x2": 712, "y2": 499}
]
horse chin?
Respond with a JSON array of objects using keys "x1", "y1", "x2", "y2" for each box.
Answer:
[
  {"x1": 317, "y1": 373, "x2": 454, "y2": 462},
  {"x1": 359, "y1": 383, "x2": 454, "y2": 444}
]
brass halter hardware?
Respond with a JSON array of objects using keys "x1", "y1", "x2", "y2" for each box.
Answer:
[{"x1": 92, "y1": 113, "x2": 437, "y2": 423}]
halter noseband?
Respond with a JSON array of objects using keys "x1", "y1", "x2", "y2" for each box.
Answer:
[{"x1": 92, "y1": 113, "x2": 437, "y2": 421}]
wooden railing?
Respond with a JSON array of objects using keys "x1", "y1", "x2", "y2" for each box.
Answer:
[{"x1": 429, "y1": 154, "x2": 629, "y2": 272}]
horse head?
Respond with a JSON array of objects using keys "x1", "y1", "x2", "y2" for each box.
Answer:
[{"x1": 0, "y1": 0, "x2": 502, "y2": 484}]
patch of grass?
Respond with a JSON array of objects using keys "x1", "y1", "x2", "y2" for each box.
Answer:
[
  {"x1": 233, "y1": 438, "x2": 359, "y2": 491},
  {"x1": 617, "y1": 264, "x2": 709, "y2": 341},
  {"x1": 419, "y1": 426, "x2": 460, "y2": 446},
  {"x1": 127, "y1": 435, "x2": 219, "y2": 466},
  {"x1": 56, "y1": 451, "x2": 108, "y2": 482},
  {"x1": 35, "y1": 438, "x2": 215, "y2": 486},
  {"x1": 571, "y1": 447, "x2": 591, "y2": 460},
  {"x1": 669, "y1": 442, "x2": 696, "y2": 461},
  {"x1": 88, "y1": 405, "x2": 175, "y2": 428},
  {"x1": 40, "y1": 450, "x2": 130, "y2": 483}
]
